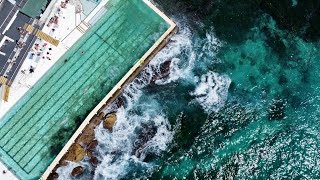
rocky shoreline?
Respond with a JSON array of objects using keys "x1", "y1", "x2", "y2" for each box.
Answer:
[
  {"x1": 48, "y1": 58, "x2": 174, "y2": 179},
  {"x1": 45, "y1": 22, "x2": 178, "y2": 179},
  {"x1": 48, "y1": 111, "x2": 117, "y2": 179}
]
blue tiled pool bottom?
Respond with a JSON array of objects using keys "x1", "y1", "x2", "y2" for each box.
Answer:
[{"x1": 0, "y1": 0, "x2": 169, "y2": 179}]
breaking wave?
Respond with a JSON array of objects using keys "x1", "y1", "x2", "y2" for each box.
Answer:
[
  {"x1": 56, "y1": 23, "x2": 225, "y2": 179},
  {"x1": 91, "y1": 26, "x2": 197, "y2": 179},
  {"x1": 151, "y1": 26, "x2": 195, "y2": 85},
  {"x1": 191, "y1": 71, "x2": 231, "y2": 113}
]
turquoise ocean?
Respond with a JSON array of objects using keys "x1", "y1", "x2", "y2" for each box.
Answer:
[{"x1": 58, "y1": 0, "x2": 320, "y2": 179}]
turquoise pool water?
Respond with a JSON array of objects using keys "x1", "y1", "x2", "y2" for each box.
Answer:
[{"x1": 0, "y1": 0, "x2": 169, "y2": 179}]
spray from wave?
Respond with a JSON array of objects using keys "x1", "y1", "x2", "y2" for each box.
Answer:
[
  {"x1": 90, "y1": 26, "x2": 197, "y2": 179},
  {"x1": 94, "y1": 107, "x2": 173, "y2": 179},
  {"x1": 191, "y1": 71, "x2": 231, "y2": 113},
  {"x1": 150, "y1": 26, "x2": 195, "y2": 85},
  {"x1": 56, "y1": 23, "x2": 228, "y2": 179}
]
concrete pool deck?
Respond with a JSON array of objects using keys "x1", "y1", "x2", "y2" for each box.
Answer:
[{"x1": 0, "y1": 0, "x2": 176, "y2": 179}]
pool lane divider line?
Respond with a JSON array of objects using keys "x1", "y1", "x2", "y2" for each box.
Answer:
[
  {"x1": 0, "y1": 7, "x2": 130, "y2": 137},
  {"x1": 0, "y1": 45, "x2": 118, "y2": 178},
  {"x1": 0, "y1": 39, "x2": 102, "y2": 145},
  {"x1": 19, "y1": 49, "x2": 121, "y2": 173},
  {"x1": 8, "y1": 19, "x2": 152, "y2": 168},
  {"x1": 4, "y1": 42, "x2": 108, "y2": 154},
  {"x1": 12, "y1": 47, "x2": 118, "y2": 164}
]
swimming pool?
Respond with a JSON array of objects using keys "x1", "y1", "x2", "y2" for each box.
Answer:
[{"x1": 0, "y1": 0, "x2": 169, "y2": 179}]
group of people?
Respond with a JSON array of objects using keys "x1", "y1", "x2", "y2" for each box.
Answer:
[
  {"x1": 16, "y1": 41, "x2": 26, "y2": 49},
  {"x1": 60, "y1": 0, "x2": 69, "y2": 8},
  {"x1": 29, "y1": 42, "x2": 53, "y2": 61},
  {"x1": 47, "y1": 16, "x2": 59, "y2": 27},
  {"x1": 15, "y1": 27, "x2": 27, "y2": 49},
  {"x1": 24, "y1": 0, "x2": 70, "y2": 75},
  {"x1": 21, "y1": 65, "x2": 35, "y2": 74},
  {"x1": 1, "y1": 26, "x2": 28, "y2": 79},
  {"x1": 16, "y1": 26, "x2": 26, "y2": 35},
  {"x1": 47, "y1": 0, "x2": 70, "y2": 30}
]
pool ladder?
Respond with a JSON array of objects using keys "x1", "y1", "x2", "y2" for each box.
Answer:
[{"x1": 76, "y1": 21, "x2": 91, "y2": 34}]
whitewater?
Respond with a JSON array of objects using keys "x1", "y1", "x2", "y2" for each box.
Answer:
[{"x1": 56, "y1": 19, "x2": 230, "y2": 179}]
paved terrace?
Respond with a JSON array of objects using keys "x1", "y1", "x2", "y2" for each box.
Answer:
[{"x1": 0, "y1": 0, "x2": 176, "y2": 179}]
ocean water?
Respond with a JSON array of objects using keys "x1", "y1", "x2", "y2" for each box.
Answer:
[{"x1": 58, "y1": 0, "x2": 320, "y2": 179}]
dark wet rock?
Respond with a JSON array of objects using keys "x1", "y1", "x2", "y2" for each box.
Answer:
[
  {"x1": 64, "y1": 143, "x2": 86, "y2": 162},
  {"x1": 115, "y1": 96, "x2": 126, "y2": 108},
  {"x1": 47, "y1": 171, "x2": 59, "y2": 180},
  {"x1": 87, "y1": 140, "x2": 98, "y2": 150},
  {"x1": 76, "y1": 114, "x2": 103, "y2": 147},
  {"x1": 103, "y1": 113, "x2": 117, "y2": 131},
  {"x1": 268, "y1": 99, "x2": 286, "y2": 120},
  {"x1": 71, "y1": 166, "x2": 84, "y2": 177},
  {"x1": 87, "y1": 150, "x2": 93, "y2": 158},
  {"x1": 151, "y1": 60, "x2": 171, "y2": 83},
  {"x1": 77, "y1": 125, "x2": 95, "y2": 145},
  {"x1": 98, "y1": 112, "x2": 105, "y2": 119},
  {"x1": 90, "y1": 156, "x2": 99, "y2": 166},
  {"x1": 132, "y1": 123, "x2": 158, "y2": 159},
  {"x1": 160, "y1": 60, "x2": 172, "y2": 75},
  {"x1": 77, "y1": 134, "x2": 95, "y2": 146},
  {"x1": 60, "y1": 160, "x2": 69, "y2": 167}
]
